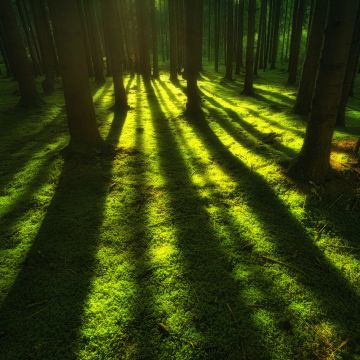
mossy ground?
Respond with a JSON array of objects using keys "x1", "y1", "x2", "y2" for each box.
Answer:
[{"x1": 0, "y1": 67, "x2": 360, "y2": 359}]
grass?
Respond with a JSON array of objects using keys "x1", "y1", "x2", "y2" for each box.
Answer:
[{"x1": 0, "y1": 67, "x2": 360, "y2": 359}]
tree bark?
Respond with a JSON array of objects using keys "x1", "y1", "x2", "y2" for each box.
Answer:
[
  {"x1": 31, "y1": 0, "x2": 57, "y2": 93},
  {"x1": 84, "y1": 0, "x2": 105, "y2": 86},
  {"x1": 151, "y1": 0, "x2": 159, "y2": 78},
  {"x1": 136, "y1": 0, "x2": 151, "y2": 81},
  {"x1": 336, "y1": 8, "x2": 360, "y2": 126},
  {"x1": 287, "y1": 0, "x2": 305, "y2": 84},
  {"x1": 169, "y1": 0, "x2": 178, "y2": 81},
  {"x1": 0, "y1": 0, "x2": 39, "y2": 105},
  {"x1": 214, "y1": 0, "x2": 220, "y2": 72},
  {"x1": 225, "y1": 0, "x2": 234, "y2": 80},
  {"x1": 235, "y1": 0, "x2": 244, "y2": 74},
  {"x1": 294, "y1": 0, "x2": 328, "y2": 115},
  {"x1": 47, "y1": 0, "x2": 103, "y2": 152},
  {"x1": 270, "y1": 0, "x2": 281, "y2": 69},
  {"x1": 243, "y1": 0, "x2": 256, "y2": 95},
  {"x1": 100, "y1": 0, "x2": 128, "y2": 111},
  {"x1": 289, "y1": 0, "x2": 360, "y2": 182},
  {"x1": 185, "y1": 0, "x2": 202, "y2": 113}
]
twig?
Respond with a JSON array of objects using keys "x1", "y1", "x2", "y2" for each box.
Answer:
[{"x1": 258, "y1": 255, "x2": 306, "y2": 275}]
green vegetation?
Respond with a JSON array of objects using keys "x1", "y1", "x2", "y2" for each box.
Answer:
[{"x1": 1, "y1": 69, "x2": 360, "y2": 359}]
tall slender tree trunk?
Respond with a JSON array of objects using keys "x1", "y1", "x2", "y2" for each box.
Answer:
[
  {"x1": 169, "y1": 0, "x2": 178, "y2": 81},
  {"x1": 287, "y1": 0, "x2": 305, "y2": 84},
  {"x1": 289, "y1": 0, "x2": 360, "y2": 182},
  {"x1": 151, "y1": 0, "x2": 159, "y2": 78},
  {"x1": 235, "y1": 0, "x2": 244, "y2": 74},
  {"x1": 47, "y1": 0, "x2": 103, "y2": 152},
  {"x1": 294, "y1": 0, "x2": 328, "y2": 115},
  {"x1": 225, "y1": 0, "x2": 234, "y2": 80},
  {"x1": 336, "y1": 8, "x2": 360, "y2": 126},
  {"x1": 136, "y1": 0, "x2": 151, "y2": 81},
  {"x1": 31, "y1": 0, "x2": 57, "y2": 93},
  {"x1": 0, "y1": 24, "x2": 13, "y2": 77},
  {"x1": 185, "y1": 0, "x2": 202, "y2": 113},
  {"x1": 243, "y1": 0, "x2": 256, "y2": 95},
  {"x1": 270, "y1": 0, "x2": 281, "y2": 69},
  {"x1": 280, "y1": 0, "x2": 289, "y2": 64},
  {"x1": 84, "y1": 0, "x2": 105, "y2": 86},
  {"x1": 214, "y1": 0, "x2": 220, "y2": 72},
  {"x1": 255, "y1": 0, "x2": 267, "y2": 74},
  {"x1": 0, "y1": 0, "x2": 39, "y2": 106},
  {"x1": 101, "y1": 0, "x2": 128, "y2": 111}
]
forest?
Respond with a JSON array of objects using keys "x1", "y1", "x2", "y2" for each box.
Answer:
[{"x1": 0, "y1": 0, "x2": 360, "y2": 359}]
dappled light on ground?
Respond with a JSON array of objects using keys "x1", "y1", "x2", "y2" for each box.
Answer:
[{"x1": 1, "y1": 70, "x2": 360, "y2": 359}]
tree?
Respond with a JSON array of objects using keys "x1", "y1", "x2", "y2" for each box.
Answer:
[
  {"x1": 100, "y1": 0, "x2": 128, "y2": 111},
  {"x1": 84, "y1": 0, "x2": 106, "y2": 86},
  {"x1": 31, "y1": 0, "x2": 57, "y2": 93},
  {"x1": 169, "y1": 0, "x2": 178, "y2": 81},
  {"x1": 289, "y1": 0, "x2": 360, "y2": 182},
  {"x1": 136, "y1": 0, "x2": 151, "y2": 81},
  {"x1": 214, "y1": 0, "x2": 220, "y2": 72},
  {"x1": 184, "y1": 0, "x2": 202, "y2": 113},
  {"x1": 0, "y1": 0, "x2": 39, "y2": 106},
  {"x1": 225, "y1": 0, "x2": 234, "y2": 80},
  {"x1": 287, "y1": 0, "x2": 305, "y2": 84},
  {"x1": 336, "y1": 8, "x2": 360, "y2": 126},
  {"x1": 151, "y1": 0, "x2": 159, "y2": 78},
  {"x1": 47, "y1": 0, "x2": 103, "y2": 152},
  {"x1": 235, "y1": 0, "x2": 244, "y2": 74},
  {"x1": 243, "y1": 0, "x2": 256, "y2": 95},
  {"x1": 294, "y1": 0, "x2": 328, "y2": 115},
  {"x1": 270, "y1": 0, "x2": 281, "y2": 69}
]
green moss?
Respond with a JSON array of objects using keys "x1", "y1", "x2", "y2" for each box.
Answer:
[{"x1": 0, "y1": 70, "x2": 360, "y2": 359}]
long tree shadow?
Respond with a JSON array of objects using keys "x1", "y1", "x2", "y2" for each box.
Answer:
[
  {"x1": 183, "y1": 108, "x2": 360, "y2": 355},
  {"x1": 0, "y1": 118, "x2": 123, "y2": 359},
  {"x1": 144, "y1": 80, "x2": 273, "y2": 359}
]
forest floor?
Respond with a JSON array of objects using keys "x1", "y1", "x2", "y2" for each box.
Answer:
[{"x1": 1, "y1": 68, "x2": 360, "y2": 360}]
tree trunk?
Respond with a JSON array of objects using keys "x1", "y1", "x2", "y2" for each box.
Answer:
[
  {"x1": 84, "y1": 0, "x2": 105, "y2": 86},
  {"x1": 185, "y1": 0, "x2": 202, "y2": 113},
  {"x1": 169, "y1": 0, "x2": 178, "y2": 81},
  {"x1": 151, "y1": 0, "x2": 159, "y2": 78},
  {"x1": 289, "y1": 0, "x2": 359, "y2": 182},
  {"x1": 0, "y1": 25, "x2": 12, "y2": 77},
  {"x1": 270, "y1": 0, "x2": 281, "y2": 69},
  {"x1": 255, "y1": 0, "x2": 267, "y2": 74},
  {"x1": 31, "y1": 0, "x2": 57, "y2": 93},
  {"x1": 336, "y1": 8, "x2": 360, "y2": 126},
  {"x1": 0, "y1": 0, "x2": 39, "y2": 106},
  {"x1": 294, "y1": 0, "x2": 328, "y2": 115},
  {"x1": 136, "y1": 0, "x2": 151, "y2": 81},
  {"x1": 214, "y1": 0, "x2": 220, "y2": 72},
  {"x1": 225, "y1": 0, "x2": 234, "y2": 80},
  {"x1": 235, "y1": 0, "x2": 244, "y2": 74},
  {"x1": 100, "y1": 0, "x2": 128, "y2": 111},
  {"x1": 243, "y1": 0, "x2": 256, "y2": 95},
  {"x1": 287, "y1": 0, "x2": 305, "y2": 84},
  {"x1": 47, "y1": 0, "x2": 102, "y2": 152}
]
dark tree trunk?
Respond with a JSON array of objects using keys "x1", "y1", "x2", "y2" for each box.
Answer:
[
  {"x1": 136, "y1": 0, "x2": 151, "y2": 81},
  {"x1": 169, "y1": 0, "x2": 178, "y2": 81},
  {"x1": 0, "y1": 0, "x2": 39, "y2": 105},
  {"x1": 270, "y1": 0, "x2": 281, "y2": 69},
  {"x1": 185, "y1": 0, "x2": 202, "y2": 113},
  {"x1": 294, "y1": 0, "x2": 328, "y2": 115},
  {"x1": 151, "y1": 0, "x2": 159, "y2": 78},
  {"x1": 243, "y1": 0, "x2": 256, "y2": 95},
  {"x1": 84, "y1": 0, "x2": 105, "y2": 86},
  {"x1": 280, "y1": 0, "x2": 289, "y2": 64},
  {"x1": 255, "y1": 0, "x2": 267, "y2": 74},
  {"x1": 100, "y1": 0, "x2": 128, "y2": 111},
  {"x1": 31, "y1": 0, "x2": 57, "y2": 93},
  {"x1": 264, "y1": 0, "x2": 274, "y2": 70},
  {"x1": 289, "y1": 0, "x2": 359, "y2": 182},
  {"x1": 287, "y1": 0, "x2": 305, "y2": 84},
  {"x1": 47, "y1": 0, "x2": 103, "y2": 152},
  {"x1": 225, "y1": 0, "x2": 234, "y2": 80},
  {"x1": 235, "y1": 0, "x2": 244, "y2": 74},
  {"x1": 214, "y1": 0, "x2": 220, "y2": 72},
  {"x1": 16, "y1": 0, "x2": 42, "y2": 76},
  {"x1": 0, "y1": 25, "x2": 12, "y2": 77},
  {"x1": 336, "y1": 8, "x2": 360, "y2": 126}
]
